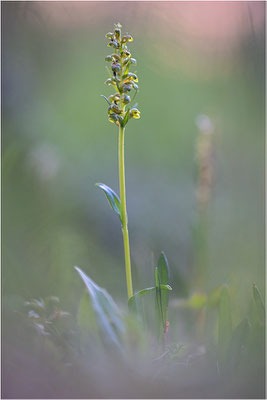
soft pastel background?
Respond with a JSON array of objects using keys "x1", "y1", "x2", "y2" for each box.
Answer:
[{"x1": 2, "y1": 1, "x2": 265, "y2": 398}]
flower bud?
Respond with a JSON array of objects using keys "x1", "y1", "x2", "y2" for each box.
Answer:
[
  {"x1": 105, "y1": 32, "x2": 113, "y2": 39},
  {"x1": 130, "y1": 108, "x2": 141, "y2": 119},
  {"x1": 108, "y1": 104, "x2": 122, "y2": 114},
  {"x1": 122, "y1": 94, "x2": 131, "y2": 104},
  {"x1": 128, "y1": 73, "x2": 138, "y2": 82},
  {"x1": 132, "y1": 82, "x2": 139, "y2": 90},
  {"x1": 122, "y1": 35, "x2": 133, "y2": 44},
  {"x1": 111, "y1": 53, "x2": 120, "y2": 62},
  {"x1": 108, "y1": 41, "x2": 119, "y2": 49},
  {"x1": 130, "y1": 58, "x2": 136, "y2": 65},
  {"x1": 104, "y1": 78, "x2": 116, "y2": 86},
  {"x1": 109, "y1": 93, "x2": 120, "y2": 103},
  {"x1": 122, "y1": 83, "x2": 132, "y2": 92},
  {"x1": 124, "y1": 74, "x2": 138, "y2": 84},
  {"x1": 111, "y1": 63, "x2": 121, "y2": 73},
  {"x1": 123, "y1": 57, "x2": 130, "y2": 66},
  {"x1": 105, "y1": 55, "x2": 113, "y2": 62},
  {"x1": 114, "y1": 28, "x2": 121, "y2": 40},
  {"x1": 122, "y1": 49, "x2": 131, "y2": 57},
  {"x1": 108, "y1": 113, "x2": 120, "y2": 124}
]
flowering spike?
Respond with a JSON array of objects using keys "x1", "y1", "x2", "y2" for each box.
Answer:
[{"x1": 102, "y1": 23, "x2": 140, "y2": 127}]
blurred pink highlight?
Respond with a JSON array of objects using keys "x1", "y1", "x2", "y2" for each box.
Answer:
[{"x1": 25, "y1": 2, "x2": 264, "y2": 43}]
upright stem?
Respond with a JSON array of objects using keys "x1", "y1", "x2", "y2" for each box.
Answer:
[{"x1": 118, "y1": 124, "x2": 133, "y2": 300}]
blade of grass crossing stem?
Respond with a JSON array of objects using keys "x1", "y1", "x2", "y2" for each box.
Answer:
[
  {"x1": 218, "y1": 286, "x2": 232, "y2": 363},
  {"x1": 75, "y1": 267, "x2": 125, "y2": 351},
  {"x1": 253, "y1": 284, "x2": 265, "y2": 326},
  {"x1": 128, "y1": 285, "x2": 172, "y2": 314}
]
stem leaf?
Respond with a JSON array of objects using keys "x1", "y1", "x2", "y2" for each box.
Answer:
[{"x1": 96, "y1": 183, "x2": 122, "y2": 222}]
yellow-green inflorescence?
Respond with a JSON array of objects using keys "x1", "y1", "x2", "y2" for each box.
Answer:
[{"x1": 103, "y1": 23, "x2": 141, "y2": 127}]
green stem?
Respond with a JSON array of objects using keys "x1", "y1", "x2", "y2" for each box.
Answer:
[{"x1": 119, "y1": 124, "x2": 133, "y2": 300}]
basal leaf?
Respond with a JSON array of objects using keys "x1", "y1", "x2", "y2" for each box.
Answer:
[
  {"x1": 96, "y1": 183, "x2": 122, "y2": 222},
  {"x1": 75, "y1": 266, "x2": 125, "y2": 350}
]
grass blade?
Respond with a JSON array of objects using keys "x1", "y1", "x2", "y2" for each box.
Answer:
[
  {"x1": 75, "y1": 266, "x2": 125, "y2": 350},
  {"x1": 128, "y1": 285, "x2": 172, "y2": 314}
]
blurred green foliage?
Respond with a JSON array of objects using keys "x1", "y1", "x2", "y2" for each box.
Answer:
[{"x1": 2, "y1": 2, "x2": 265, "y2": 398}]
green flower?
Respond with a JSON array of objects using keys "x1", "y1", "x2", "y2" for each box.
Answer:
[{"x1": 130, "y1": 108, "x2": 141, "y2": 119}]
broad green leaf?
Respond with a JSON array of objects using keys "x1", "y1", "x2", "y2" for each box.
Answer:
[
  {"x1": 96, "y1": 183, "x2": 122, "y2": 222},
  {"x1": 75, "y1": 266, "x2": 125, "y2": 350},
  {"x1": 253, "y1": 284, "x2": 265, "y2": 326},
  {"x1": 218, "y1": 286, "x2": 232, "y2": 358},
  {"x1": 155, "y1": 252, "x2": 171, "y2": 344}
]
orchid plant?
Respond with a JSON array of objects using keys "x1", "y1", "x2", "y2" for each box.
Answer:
[{"x1": 74, "y1": 23, "x2": 172, "y2": 348}]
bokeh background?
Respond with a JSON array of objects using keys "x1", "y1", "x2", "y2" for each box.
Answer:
[{"x1": 2, "y1": 1, "x2": 265, "y2": 398}]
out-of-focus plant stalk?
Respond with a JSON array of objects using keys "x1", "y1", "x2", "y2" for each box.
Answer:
[
  {"x1": 194, "y1": 114, "x2": 215, "y2": 290},
  {"x1": 193, "y1": 115, "x2": 215, "y2": 340},
  {"x1": 196, "y1": 119, "x2": 214, "y2": 214}
]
